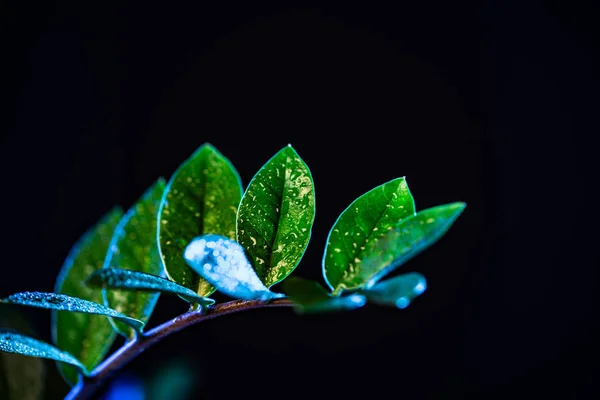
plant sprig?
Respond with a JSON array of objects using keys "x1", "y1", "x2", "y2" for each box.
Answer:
[{"x1": 0, "y1": 142, "x2": 466, "y2": 400}]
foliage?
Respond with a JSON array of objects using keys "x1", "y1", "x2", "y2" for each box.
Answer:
[{"x1": 0, "y1": 143, "x2": 466, "y2": 399}]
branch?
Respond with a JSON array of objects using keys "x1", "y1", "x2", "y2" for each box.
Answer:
[{"x1": 65, "y1": 298, "x2": 294, "y2": 400}]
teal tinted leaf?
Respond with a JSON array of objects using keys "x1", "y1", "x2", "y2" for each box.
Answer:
[
  {"x1": 52, "y1": 207, "x2": 123, "y2": 386},
  {"x1": 282, "y1": 277, "x2": 366, "y2": 314},
  {"x1": 323, "y1": 177, "x2": 416, "y2": 295},
  {"x1": 0, "y1": 305, "x2": 45, "y2": 400},
  {"x1": 103, "y1": 179, "x2": 167, "y2": 338},
  {"x1": 158, "y1": 143, "x2": 243, "y2": 297},
  {"x1": 184, "y1": 235, "x2": 284, "y2": 301},
  {"x1": 356, "y1": 202, "x2": 466, "y2": 290},
  {"x1": 362, "y1": 272, "x2": 427, "y2": 309},
  {"x1": 0, "y1": 329, "x2": 87, "y2": 377},
  {"x1": 0, "y1": 293, "x2": 144, "y2": 333},
  {"x1": 89, "y1": 268, "x2": 214, "y2": 307},
  {"x1": 237, "y1": 145, "x2": 316, "y2": 287}
]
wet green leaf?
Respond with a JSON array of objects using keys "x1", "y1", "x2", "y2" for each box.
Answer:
[
  {"x1": 353, "y1": 202, "x2": 466, "y2": 290},
  {"x1": 184, "y1": 235, "x2": 284, "y2": 300},
  {"x1": 362, "y1": 272, "x2": 427, "y2": 309},
  {"x1": 237, "y1": 145, "x2": 316, "y2": 287},
  {"x1": 323, "y1": 177, "x2": 416, "y2": 295},
  {"x1": 158, "y1": 143, "x2": 243, "y2": 297},
  {"x1": 0, "y1": 329, "x2": 87, "y2": 378},
  {"x1": 88, "y1": 268, "x2": 214, "y2": 307},
  {"x1": 282, "y1": 277, "x2": 366, "y2": 314},
  {"x1": 103, "y1": 179, "x2": 167, "y2": 338},
  {"x1": 1, "y1": 293, "x2": 144, "y2": 332},
  {"x1": 0, "y1": 305, "x2": 45, "y2": 400},
  {"x1": 52, "y1": 207, "x2": 123, "y2": 386}
]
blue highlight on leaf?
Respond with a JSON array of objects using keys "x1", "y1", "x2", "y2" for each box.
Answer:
[{"x1": 184, "y1": 235, "x2": 284, "y2": 301}]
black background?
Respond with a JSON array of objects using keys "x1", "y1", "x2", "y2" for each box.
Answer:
[{"x1": 2, "y1": 1, "x2": 599, "y2": 399}]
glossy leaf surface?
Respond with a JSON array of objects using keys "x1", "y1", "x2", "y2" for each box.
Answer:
[
  {"x1": 237, "y1": 145, "x2": 315, "y2": 287},
  {"x1": 52, "y1": 208, "x2": 122, "y2": 386},
  {"x1": 0, "y1": 329, "x2": 87, "y2": 377},
  {"x1": 323, "y1": 177, "x2": 416, "y2": 295},
  {"x1": 1, "y1": 293, "x2": 144, "y2": 332},
  {"x1": 282, "y1": 277, "x2": 366, "y2": 314},
  {"x1": 184, "y1": 235, "x2": 284, "y2": 300},
  {"x1": 358, "y1": 202, "x2": 466, "y2": 289},
  {"x1": 0, "y1": 305, "x2": 45, "y2": 400},
  {"x1": 158, "y1": 143, "x2": 243, "y2": 297},
  {"x1": 89, "y1": 268, "x2": 214, "y2": 307},
  {"x1": 103, "y1": 179, "x2": 166, "y2": 338},
  {"x1": 362, "y1": 272, "x2": 427, "y2": 308}
]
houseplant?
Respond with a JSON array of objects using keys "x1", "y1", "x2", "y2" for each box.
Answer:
[{"x1": 0, "y1": 143, "x2": 465, "y2": 399}]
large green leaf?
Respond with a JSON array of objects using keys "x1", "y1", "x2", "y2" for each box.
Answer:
[
  {"x1": 0, "y1": 330, "x2": 87, "y2": 378},
  {"x1": 362, "y1": 272, "x2": 427, "y2": 308},
  {"x1": 1, "y1": 293, "x2": 144, "y2": 332},
  {"x1": 184, "y1": 235, "x2": 284, "y2": 300},
  {"x1": 343, "y1": 202, "x2": 466, "y2": 291},
  {"x1": 88, "y1": 268, "x2": 215, "y2": 307},
  {"x1": 0, "y1": 306, "x2": 45, "y2": 400},
  {"x1": 282, "y1": 277, "x2": 366, "y2": 314},
  {"x1": 52, "y1": 207, "x2": 123, "y2": 386},
  {"x1": 158, "y1": 143, "x2": 243, "y2": 297},
  {"x1": 103, "y1": 179, "x2": 166, "y2": 338},
  {"x1": 323, "y1": 177, "x2": 416, "y2": 295},
  {"x1": 237, "y1": 145, "x2": 316, "y2": 287}
]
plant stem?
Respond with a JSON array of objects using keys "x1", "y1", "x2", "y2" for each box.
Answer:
[{"x1": 65, "y1": 298, "x2": 293, "y2": 400}]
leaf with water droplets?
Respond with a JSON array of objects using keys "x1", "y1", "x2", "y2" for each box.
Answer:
[
  {"x1": 0, "y1": 329, "x2": 87, "y2": 377},
  {"x1": 362, "y1": 272, "x2": 427, "y2": 309},
  {"x1": 349, "y1": 202, "x2": 466, "y2": 290},
  {"x1": 158, "y1": 143, "x2": 243, "y2": 297},
  {"x1": 184, "y1": 235, "x2": 284, "y2": 300},
  {"x1": 103, "y1": 179, "x2": 167, "y2": 338},
  {"x1": 52, "y1": 207, "x2": 123, "y2": 386},
  {"x1": 0, "y1": 293, "x2": 144, "y2": 332},
  {"x1": 237, "y1": 145, "x2": 316, "y2": 287},
  {"x1": 88, "y1": 268, "x2": 215, "y2": 307},
  {"x1": 0, "y1": 305, "x2": 45, "y2": 400},
  {"x1": 323, "y1": 177, "x2": 416, "y2": 295},
  {"x1": 282, "y1": 277, "x2": 366, "y2": 314}
]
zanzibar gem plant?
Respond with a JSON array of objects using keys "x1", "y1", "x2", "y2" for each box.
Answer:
[{"x1": 0, "y1": 143, "x2": 466, "y2": 400}]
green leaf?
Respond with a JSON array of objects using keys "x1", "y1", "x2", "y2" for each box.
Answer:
[
  {"x1": 184, "y1": 235, "x2": 284, "y2": 301},
  {"x1": 282, "y1": 277, "x2": 366, "y2": 314},
  {"x1": 1, "y1": 293, "x2": 144, "y2": 332},
  {"x1": 52, "y1": 207, "x2": 123, "y2": 386},
  {"x1": 323, "y1": 177, "x2": 416, "y2": 295},
  {"x1": 103, "y1": 179, "x2": 167, "y2": 338},
  {"x1": 0, "y1": 329, "x2": 87, "y2": 377},
  {"x1": 351, "y1": 202, "x2": 467, "y2": 291},
  {"x1": 237, "y1": 145, "x2": 316, "y2": 287},
  {"x1": 88, "y1": 268, "x2": 215, "y2": 307},
  {"x1": 158, "y1": 143, "x2": 243, "y2": 297},
  {"x1": 0, "y1": 305, "x2": 45, "y2": 400},
  {"x1": 362, "y1": 272, "x2": 427, "y2": 309}
]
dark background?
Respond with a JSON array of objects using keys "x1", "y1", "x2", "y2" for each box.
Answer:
[{"x1": 2, "y1": 1, "x2": 599, "y2": 399}]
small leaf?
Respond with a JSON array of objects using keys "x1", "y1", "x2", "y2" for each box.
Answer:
[
  {"x1": 53, "y1": 207, "x2": 123, "y2": 386},
  {"x1": 282, "y1": 277, "x2": 366, "y2": 314},
  {"x1": 158, "y1": 143, "x2": 243, "y2": 297},
  {"x1": 0, "y1": 329, "x2": 87, "y2": 377},
  {"x1": 323, "y1": 177, "x2": 416, "y2": 295},
  {"x1": 88, "y1": 268, "x2": 215, "y2": 307},
  {"x1": 352, "y1": 202, "x2": 467, "y2": 291},
  {"x1": 0, "y1": 305, "x2": 45, "y2": 400},
  {"x1": 237, "y1": 145, "x2": 316, "y2": 287},
  {"x1": 362, "y1": 272, "x2": 427, "y2": 309},
  {"x1": 184, "y1": 235, "x2": 284, "y2": 301},
  {"x1": 103, "y1": 178, "x2": 167, "y2": 338},
  {"x1": 1, "y1": 293, "x2": 144, "y2": 332}
]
